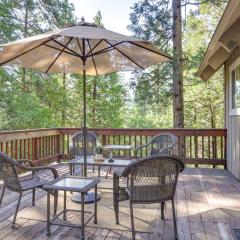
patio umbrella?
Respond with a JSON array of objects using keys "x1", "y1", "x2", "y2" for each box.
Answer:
[{"x1": 0, "y1": 19, "x2": 170, "y2": 201}]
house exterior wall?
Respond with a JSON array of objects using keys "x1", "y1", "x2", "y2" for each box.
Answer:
[{"x1": 225, "y1": 47, "x2": 240, "y2": 178}]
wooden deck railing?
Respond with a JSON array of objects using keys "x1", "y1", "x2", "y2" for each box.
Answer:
[{"x1": 0, "y1": 128, "x2": 227, "y2": 167}]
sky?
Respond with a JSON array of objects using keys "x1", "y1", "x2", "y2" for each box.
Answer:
[{"x1": 69, "y1": 0, "x2": 136, "y2": 35}]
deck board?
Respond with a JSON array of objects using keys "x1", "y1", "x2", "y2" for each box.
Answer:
[{"x1": 0, "y1": 165, "x2": 239, "y2": 239}]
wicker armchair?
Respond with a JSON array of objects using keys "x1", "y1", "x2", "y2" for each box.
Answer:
[
  {"x1": 0, "y1": 151, "x2": 58, "y2": 228},
  {"x1": 113, "y1": 154, "x2": 184, "y2": 240},
  {"x1": 70, "y1": 131, "x2": 99, "y2": 175},
  {"x1": 70, "y1": 131, "x2": 99, "y2": 157},
  {"x1": 134, "y1": 133, "x2": 177, "y2": 158}
]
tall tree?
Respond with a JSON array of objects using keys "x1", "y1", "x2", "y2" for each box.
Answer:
[
  {"x1": 183, "y1": 2, "x2": 226, "y2": 129},
  {"x1": 172, "y1": 0, "x2": 184, "y2": 128},
  {"x1": 129, "y1": 0, "x2": 227, "y2": 130},
  {"x1": 0, "y1": 0, "x2": 76, "y2": 130}
]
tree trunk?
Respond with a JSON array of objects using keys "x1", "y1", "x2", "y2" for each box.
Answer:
[
  {"x1": 172, "y1": 0, "x2": 184, "y2": 157},
  {"x1": 172, "y1": 0, "x2": 184, "y2": 128}
]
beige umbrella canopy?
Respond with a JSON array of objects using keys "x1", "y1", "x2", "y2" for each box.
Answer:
[
  {"x1": 0, "y1": 20, "x2": 170, "y2": 75},
  {"x1": 0, "y1": 19, "x2": 170, "y2": 186}
]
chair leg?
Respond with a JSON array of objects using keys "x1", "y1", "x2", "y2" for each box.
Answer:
[
  {"x1": 130, "y1": 202, "x2": 135, "y2": 240},
  {"x1": 114, "y1": 196, "x2": 119, "y2": 224},
  {"x1": 161, "y1": 202, "x2": 165, "y2": 220},
  {"x1": 0, "y1": 185, "x2": 5, "y2": 206},
  {"x1": 172, "y1": 199, "x2": 178, "y2": 240},
  {"x1": 98, "y1": 166, "x2": 101, "y2": 177},
  {"x1": 12, "y1": 192, "x2": 22, "y2": 229},
  {"x1": 32, "y1": 189, "x2": 35, "y2": 206},
  {"x1": 53, "y1": 190, "x2": 58, "y2": 216},
  {"x1": 105, "y1": 167, "x2": 110, "y2": 179}
]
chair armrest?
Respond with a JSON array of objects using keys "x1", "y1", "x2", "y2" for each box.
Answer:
[
  {"x1": 133, "y1": 143, "x2": 149, "y2": 157},
  {"x1": 159, "y1": 146, "x2": 174, "y2": 155},
  {"x1": 113, "y1": 167, "x2": 129, "y2": 178},
  {"x1": 30, "y1": 166, "x2": 59, "y2": 179},
  {"x1": 14, "y1": 161, "x2": 59, "y2": 179},
  {"x1": 113, "y1": 169, "x2": 125, "y2": 177},
  {"x1": 17, "y1": 159, "x2": 34, "y2": 167}
]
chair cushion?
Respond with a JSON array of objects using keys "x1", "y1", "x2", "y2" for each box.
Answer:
[{"x1": 20, "y1": 175, "x2": 50, "y2": 191}]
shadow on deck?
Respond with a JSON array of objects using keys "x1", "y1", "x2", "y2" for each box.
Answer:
[{"x1": 0, "y1": 165, "x2": 239, "y2": 240}]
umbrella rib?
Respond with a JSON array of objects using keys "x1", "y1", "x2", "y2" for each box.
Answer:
[
  {"x1": 90, "y1": 41, "x2": 125, "y2": 58},
  {"x1": 92, "y1": 47, "x2": 114, "y2": 56},
  {"x1": 104, "y1": 40, "x2": 144, "y2": 70},
  {"x1": 51, "y1": 39, "x2": 83, "y2": 59},
  {"x1": 86, "y1": 39, "x2": 104, "y2": 57},
  {"x1": 76, "y1": 38, "x2": 83, "y2": 55},
  {"x1": 0, "y1": 38, "x2": 54, "y2": 66},
  {"x1": 87, "y1": 39, "x2": 98, "y2": 76},
  {"x1": 44, "y1": 44, "x2": 79, "y2": 57},
  {"x1": 128, "y1": 41, "x2": 172, "y2": 59},
  {"x1": 45, "y1": 37, "x2": 73, "y2": 73}
]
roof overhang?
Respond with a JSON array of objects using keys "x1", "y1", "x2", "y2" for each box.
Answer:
[{"x1": 197, "y1": 0, "x2": 240, "y2": 81}]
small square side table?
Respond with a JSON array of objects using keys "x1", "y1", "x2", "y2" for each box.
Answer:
[{"x1": 44, "y1": 176, "x2": 100, "y2": 240}]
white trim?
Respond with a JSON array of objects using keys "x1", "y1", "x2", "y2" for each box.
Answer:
[
  {"x1": 197, "y1": 0, "x2": 240, "y2": 79},
  {"x1": 229, "y1": 108, "x2": 240, "y2": 116},
  {"x1": 229, "y1": 56, "x2": 240, "y2": 116}
]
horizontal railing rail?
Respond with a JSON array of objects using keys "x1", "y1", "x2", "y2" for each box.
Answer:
[{"x1": 0, "y1": 128, "x2": 227, "y2": 167}]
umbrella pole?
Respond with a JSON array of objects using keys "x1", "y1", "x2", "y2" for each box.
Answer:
[
  {"x1": 71, "y1": 38, "x2": 100, "y2": 204},
  {"x1": 83, "y1": 59, "x2": 87, "y2": 178}
]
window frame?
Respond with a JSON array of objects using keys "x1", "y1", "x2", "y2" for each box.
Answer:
[{"x1": 229, "y1": 57, "x2": 240, "y2": 116}]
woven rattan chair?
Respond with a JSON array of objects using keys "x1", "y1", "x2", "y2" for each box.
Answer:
[
  {"x1": 70, "y1": 131, "x2": 99, "y2": 175},
  {"x1": 70, "y1": 131, "x2": 99, "y2": 157},
  {"x1": 0, "y1": 151, "x2": 58, "y2": 228},
  {"x1": 113, "y1": 154, "x2": 184, "y2": 240},
  {"x1": 134, "y1": 133, "x2": 177, "y2": 158}
]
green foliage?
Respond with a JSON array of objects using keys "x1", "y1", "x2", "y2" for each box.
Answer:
[
  {"x1": 128, "y1": 0, "x2": 173, "y2": 128},
  {"x1": 128, "y1": 0, "x2": 226, "y2": 128},
  {"x1": 93, "y1": 10, "x2": 104, "y2": 28},
  {"x1": 183, "y1": 3, "x2": 226, "y2": 128},
  {"x1": 71, "y1": 73, "x2": 125, "y2": 128},
  {"x1": 0, "y1": 0, "x2": 229, "y2": 130}
]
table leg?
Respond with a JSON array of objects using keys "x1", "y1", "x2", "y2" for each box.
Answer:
[
  {"x1": 46, "y1": 191, "x2": 51, "y2": 236},
  {"x1": 81, "y1": 192, "x2": 85, "y2": 240},
  {"x1": 94, "y1": 185, "x2": 97, "y2": 224},
  {"x1": 98, "y1": 166, "x2": 100, "y2": 177},
  {"x1": 63, "y1": 191, "x2": 67, "y2": 220},
  {"x1": 69, "y1": 164, "x2": 72, "y2": 176}
]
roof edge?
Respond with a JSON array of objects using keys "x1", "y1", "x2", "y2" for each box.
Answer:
[{"x1": 197, "y1": 0, "x2": 238, "y2": 80}]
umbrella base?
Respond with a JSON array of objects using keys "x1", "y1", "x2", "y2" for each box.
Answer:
[{"x1": 71, "y1": 192, "x2": 100, "y2": 204}]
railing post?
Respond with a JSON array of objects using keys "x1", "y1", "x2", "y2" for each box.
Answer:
[
  {"x1": 212, "y1": 136, "x2": 217, "y2": 168},
  {"x1": 178, "y1": 136, "x2": 185, "y2": 158},
  {"x1": 224, "y1": 134, "x2": 227, "y2": 169},
  {"x1": 32, "y1": 138, "x2": 38, "y2": 162},
  {"x1": 194, "y1": 136, "x2": 198, "y2": 168},
  {"x1": 102, "y1": 135, "x2": 107, "y2": 146},
  {"x1": 56, "y1": 135, "x2": 60, "y2": 163}
]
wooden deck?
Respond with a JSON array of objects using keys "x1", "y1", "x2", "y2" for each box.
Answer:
[{"x1": 0, "y1": 165, "x2": 239, "y2": 239}]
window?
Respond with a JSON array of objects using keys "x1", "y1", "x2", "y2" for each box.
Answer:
[{"x1": 231, "y1": 64, "x2": 240, "y2": 109}]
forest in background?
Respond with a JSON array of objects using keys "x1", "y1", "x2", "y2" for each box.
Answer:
[{"x1": 0, "y1": 0, "x2": 227, "y2": 130}]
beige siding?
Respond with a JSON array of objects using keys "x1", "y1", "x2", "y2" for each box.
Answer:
[{"x1": 225, "y1": 47, "x2": 240, "y2": 178}]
